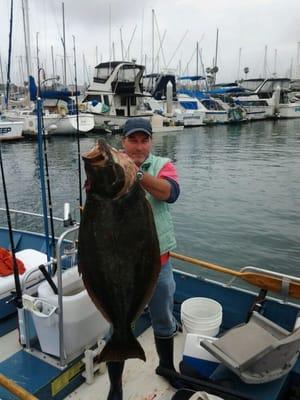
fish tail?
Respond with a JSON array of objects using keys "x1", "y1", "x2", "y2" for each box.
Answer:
[{"x1": 97, "y1": 331, "x2": 146, "y2": 363}]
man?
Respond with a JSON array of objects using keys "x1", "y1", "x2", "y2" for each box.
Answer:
[{"x1": 107, "y1": 118, "x2": 181, "y2": 400}]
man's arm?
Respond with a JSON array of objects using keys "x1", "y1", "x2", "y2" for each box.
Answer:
[
  {"x1": 140, "y1": 162, "x2": 180, "y2": 202},
  {"x1": 140, "y1": 173, "x2": 172, "y2": 201}
]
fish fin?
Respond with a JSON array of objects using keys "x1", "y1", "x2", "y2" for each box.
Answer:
[{"x1": 97, "y1": 331, "x2": 146, "y2": 363}]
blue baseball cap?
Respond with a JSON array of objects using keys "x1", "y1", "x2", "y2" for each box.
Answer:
[{"x1": 123, "y1": 118, "x2": 152, "y2": 137}]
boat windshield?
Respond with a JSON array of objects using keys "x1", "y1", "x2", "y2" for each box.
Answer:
[
  {"x1": 240, "y1": 80, "x2": 264, "y2": 91},
  {"x1": 95, "y1": 64, "x2": 142, "y2": 83}
]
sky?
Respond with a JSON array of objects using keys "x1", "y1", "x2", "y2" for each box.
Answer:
[{"x1": 1, "y1": 0, "x2": 300, "y2": 86}]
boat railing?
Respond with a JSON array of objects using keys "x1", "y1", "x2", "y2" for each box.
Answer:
[
  {"x1": 0, "y1": 207, "x2": 68, "y2": 237},
  {"x1": 56, "y1": 224, "x2": 80, "y2": 367},
  {"x1": 0, "y1": 207, "x2": 63, "y2": 223},
  {"x1": 228, "y1": 266, "x2": 300, "y2": 299}
]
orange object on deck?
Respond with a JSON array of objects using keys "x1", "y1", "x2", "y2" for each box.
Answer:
[{"x1": 0, "y1": 247, "x2": 25, "y2": 277}]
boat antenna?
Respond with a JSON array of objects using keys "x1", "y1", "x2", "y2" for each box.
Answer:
[
  {"x1": 72, "y1": 35, "x2": 83, "y2": 216},
  {"x1": 5, "y1": 0, "x2": 14, "y2": 109},
  {"x1": 0, "y1": 143, "x2": 23, "y2": 308}
]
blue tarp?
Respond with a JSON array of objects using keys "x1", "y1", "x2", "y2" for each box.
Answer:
[
  {"x1": 29, "y1": 76, "x2": 80, "y2": 101},
  {"x1": 208, "y1": 87, "x2": 246, "y2": 95},
  {"x1": 178, "y1": 75, "x2": 205, "y2": 81}
]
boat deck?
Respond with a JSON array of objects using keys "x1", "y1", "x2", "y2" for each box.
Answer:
[
  {"x1": 0, "y1": 326, "x2": 179, "y2": 400},
  {"x1": 67, "y1": 327, "x2": 180, "y2": 399}
]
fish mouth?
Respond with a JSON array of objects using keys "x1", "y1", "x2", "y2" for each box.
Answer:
[{"x1": 82, "y1": 140, "x2": 114, "y2": 168}]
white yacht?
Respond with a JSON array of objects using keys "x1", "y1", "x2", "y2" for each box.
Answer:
[
  {"x1": 253, "y1": 78, "x2": 300, "y2": 119},
  {"x1": 82, "y1": 61, "x2": 153, "y2": 129},
  {"x1": 143, "y1": 73, "x2": 205, "y2": 127}
]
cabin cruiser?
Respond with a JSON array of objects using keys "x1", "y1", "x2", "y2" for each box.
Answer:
[
  {"x1": 208, "y1": 82, "x2": 274, "y2": 121},
  {"x1": 144, "y1": 73, "x2": 205, "y2": 127},
  {"x1": 177, "y1": 80, "x2": 246, "y2": 124},
  {"x1": 82, "y1": 61, "x2": 153, "y2": 129},
  {"x1": 253, "y1": 78, "x2": 300, "y2": 119}
]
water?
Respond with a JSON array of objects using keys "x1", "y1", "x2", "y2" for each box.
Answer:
[{"x1": 1, "y1": 119, "x2": 300, "y2": 280}]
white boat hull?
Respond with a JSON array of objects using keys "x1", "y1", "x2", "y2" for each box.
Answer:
[
  {"x1": 152, "y1": 125, "x2": 184, "y2": 133},
  {"x1": 244, "y1": 105, "x2": 274, "y2": 120},
  {"x1": 203, "y1": 111, "x2": 228, "y2": 124},
  {"x1": 92, "y1": 112, "x2": 151, "y2": 130},
  {"x1": 0, "y1": 120, "x2": 23, "y2": 141},
  {"x1": 278, "y1": 103, "x2": 300, "y2": 118},
  {"x1": 5, "y1": 112, "x2": 94, "y2": 135}
]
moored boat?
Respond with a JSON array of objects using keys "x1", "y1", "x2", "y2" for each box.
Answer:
[{"x1": 0, "y1": 119, "x2": 24, "y2": 141}]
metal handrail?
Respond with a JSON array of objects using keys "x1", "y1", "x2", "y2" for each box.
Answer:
[
  {"x1": 55, "y1": 224, "x2": 79, "y2": 367},
  {"x1": 0, "y1": 207, "x2": 63, "y2": 222}
]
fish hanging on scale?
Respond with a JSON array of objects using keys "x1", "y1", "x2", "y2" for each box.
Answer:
[{"x1": 78, "y1": 139, "x2": 161, "y2": 362}]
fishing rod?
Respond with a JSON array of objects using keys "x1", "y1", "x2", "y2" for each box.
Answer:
[
  {"x1": 0, "y1": 143, "x2": 22, "y2": 308},
  {"x1": 72, "y1": 35, "x2": 83, "y2": 216},
  {"x1": 36, "y1": 35, "x2": 56, "y2": 263},
  {"x1": 36, "y1": 96, "x2": 51, "y2": 262}
]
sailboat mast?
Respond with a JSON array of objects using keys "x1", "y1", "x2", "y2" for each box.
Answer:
[
  {"x1": 62, "y1": 2, "x2": 67, "y2": 86},
  {"x1": 21, "y1": 0, "x2": 32, "y2": 78},
  {"x1": 0, "y1": 54, "x2": 4, "y2": 86},
  {"x1": 214, "y1": 28, "x2": 219, "y2": 85},
  {"x1": 6, "y1": 0, "x2": 14, "y2": 109},
  {"x1": 152, "y1": 9, "x2": 155, "y2": 74},
  {"x1": 237, "y1": 47, "x2": 242, "y2": 81},
  {"x1": 273, "y1": 49, "x2": 277, "y2": 77},
  {"x1": 263, "y1": 45, "x2": 268, "y2": 78},
  {"x1": 196, "y1": 41, "x2": 199, "y2": 90},
  {"x1": 51, "y1": 45, "x2": 55, "y2": 77}
]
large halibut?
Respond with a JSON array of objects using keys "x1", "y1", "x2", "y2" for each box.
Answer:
[{"x1": 78, "y1": 139, "x2": 161, "y2": 362}]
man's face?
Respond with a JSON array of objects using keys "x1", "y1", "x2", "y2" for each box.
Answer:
[{"x1": 122, "y1": 132, "x2": 152, "y2": 166}]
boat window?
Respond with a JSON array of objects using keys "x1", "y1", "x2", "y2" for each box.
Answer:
[
  {"x1": 239, "y1": 100, "x2": 268, "y2": 106},
  {"x1": 103, "y1": 95, "x2": 109, "y2": 106},
  {"x1": 179, "y1": 101, "x2": 198, "y2": 110},
  {"x1": 95, "y1": 66, "x2": 115, "y2": 82},
  {"x1": 84, "y1": 94, "x2": 102, "y2": 102},
  {"x1": 202, "y1": 99, "x2": 223, "y2": 110},
  {"x1": 130, "y1": 97, "x2": 136, "y2": 106},
  {"x1": 240, "y1": 80, "x2": 263, "y2": 91},
  {"x1": 121, "y1": 97, "x2": 127, "y2": 106},
  {"x1": 117, "y1": 66, "x2": 139, "y2": 82}
]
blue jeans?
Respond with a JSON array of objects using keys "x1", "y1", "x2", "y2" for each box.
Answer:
[{"x1": 148, "y1": 259, "x2": 177, "y2": 337}]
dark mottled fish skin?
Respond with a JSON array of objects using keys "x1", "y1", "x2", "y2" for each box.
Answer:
[{"x1": 78, "y1": 139, "x2": 161, "y2": 362}]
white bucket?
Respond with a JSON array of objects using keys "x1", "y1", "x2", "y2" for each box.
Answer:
[{"x1": 181, "y1": 297, "x2": 222, "y2": 337}]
